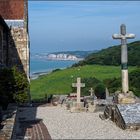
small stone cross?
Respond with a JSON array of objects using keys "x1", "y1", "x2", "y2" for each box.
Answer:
[
  {"x1": 72, "y1": 77, "x2": 85, "y2": 103},
  {"x1": 89, "y1": 88, "x2": 94, "y2": 96}
]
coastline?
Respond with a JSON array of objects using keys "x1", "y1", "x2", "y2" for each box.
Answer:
[
  {"x1": 30, "y1": 59, "x2": 79, "y2": 80},
  {"x1": 30, "y1": 71, "x2": 50, "y2": 80},
  {"x1": 30, "y1": 67, "x2": 68, "y2": 80}
]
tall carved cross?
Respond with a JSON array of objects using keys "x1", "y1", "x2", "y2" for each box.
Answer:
[
  {"x1": 72, "y1": 77, "x2": 85, "y2": 103},
  {"x1": 112, "y1": 24, "x2": 135, "y2": 93}
]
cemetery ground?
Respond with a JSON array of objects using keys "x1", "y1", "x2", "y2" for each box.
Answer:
[
  {"x1": 12, "y1": 105, "x2": 140, "y2": 139},
  {"x1": 30, "y1": 65, "x2": 136, "y2": 100}
]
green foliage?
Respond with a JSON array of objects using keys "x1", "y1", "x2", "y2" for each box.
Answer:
[
  {"x1": 104, "y1": 68, "x2": 140, "y2": 97},
  {"x1": 52, "y1": 69, "x2": 61, "y2": 73},
  {"x1": 0, "y1": 67, "x2": 29, "y2": 107},
  {"x1": 73, "y1": 41, "x2": 140, "y2": 67},
  {"x1": 31, "y1": 65, "x2": 135, "y2": 100},
  {"x1": 94, "y1": 83, "x2": 106, "y2": 99},
  {"x1": 129, "y1": 68, "x2": 140, "y2": 97},
  {"x1": 13, "y1": 92, "x2": 29, "y2": 104},
  {"x1": 72, "y1": 77, "x2": 101, "y2": 96},
  {"x1": 103, "y1": 78, "x2": 121, "y2": 94}
]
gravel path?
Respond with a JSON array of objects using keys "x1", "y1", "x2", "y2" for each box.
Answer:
[{"x1": 36, "y1": 106, "x2": 140, "y2": 139}]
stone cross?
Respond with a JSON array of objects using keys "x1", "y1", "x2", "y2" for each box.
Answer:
[
  {"x1": 112, "y1": 24, "x2": 135, "y2": 93},
  {"x1": 105, "y1": 88, "x2": 109, "y2": 99},
  {"x1": 89, "y1": 88, "x2": 94, "y2": 96},
  {"x1": 72, "y1": 77, "x2": 85, "y2": 103}
]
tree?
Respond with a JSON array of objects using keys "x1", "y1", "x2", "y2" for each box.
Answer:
[{"x1": 94, "y1": 83, "x2": 106, "y2": 99}]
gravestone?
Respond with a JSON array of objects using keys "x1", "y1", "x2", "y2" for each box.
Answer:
[
  {"x1": 70, "y1": 77, "x2": 85, "y2": 112},
  {"x1": 113, "y1": 103, "x2": 140, "y2": 130},
  {"x1": 89, "y1": 88, "x2": 94, "y2": 97},
  {"x1": 83, "y1": 96, "x2": 95, "y2": 112},
  {"x1": 112, "y1": 24, "x2": 136, "y2": 104}
]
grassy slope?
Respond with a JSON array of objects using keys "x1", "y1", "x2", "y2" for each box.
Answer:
[{"x1": 30, "y1": 65, "x2": 136, "y2": 99}]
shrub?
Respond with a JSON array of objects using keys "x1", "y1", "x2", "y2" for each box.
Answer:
[
  {"x1": 94, "y1": 83, "x2": 106, "y2": 99},
  {"x1": 0, "y1": 67, "x2": 29, "y2": 107},
  {"x1": 72, "y1": 77, "x2": 103, "y2": 96},
  {"x1": 103, "y1": 78, "x2": 121, "y2": 94},
  {"x1": 103, "y1": 68, "x2": 140, "y2": 97},
  {"x1": 52, "y1": 69, "x2": 61, "y2": 73}
]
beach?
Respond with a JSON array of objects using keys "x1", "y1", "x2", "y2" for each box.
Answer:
[{"x1": 30, "y1": 59, "x2": 77, "y2": 79}]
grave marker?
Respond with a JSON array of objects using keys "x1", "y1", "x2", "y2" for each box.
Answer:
[
  {"x1": 72, "y1": 77, "x2": 85, "y2": 104},
  {"x1": 89, "y1": 88, "x2": 94, "y2": 97},
  {"x1": 112, "y1": 24, "x2": 135, "y2": 93}
]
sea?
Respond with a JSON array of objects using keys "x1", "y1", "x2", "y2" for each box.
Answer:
[{"x1": 30, "y1": 58, "x2": 77, "y2": 79}]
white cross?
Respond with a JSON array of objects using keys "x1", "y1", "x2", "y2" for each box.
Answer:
[
  {"x1": 72, "y1": 77, "x2": 85, "y2": 103},
  {"x1": 89, "y1": 88, "x2": 94, "y2": 96}
]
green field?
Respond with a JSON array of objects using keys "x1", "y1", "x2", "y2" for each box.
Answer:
[{"x1": 30, "y1": 65, "x2": 136, "y2": 100}]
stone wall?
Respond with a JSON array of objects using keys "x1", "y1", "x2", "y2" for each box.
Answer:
[
  {"x1": 0, "y1": 0, "x2": 29, "y2": 77},
  {"x1": 8, "y1": 25, "x2": 29, "y2": 76}
]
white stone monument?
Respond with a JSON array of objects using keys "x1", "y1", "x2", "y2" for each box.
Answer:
[
  {"x1": 71, "y1": 77, "x2": 85, "y2": 111},
  {"x1": 72, "y1": 77, "x2": 85, "y2": 105},
  {"x1": 112, "y1": 24, "x2": 135, "y2": 93},
  {"x1": 112, "y1": 24, "x2": 136, "y2": 104}
]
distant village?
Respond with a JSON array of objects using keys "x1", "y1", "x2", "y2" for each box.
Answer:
[
  {"x1": 47, "y1": 53, "x2": 83, "y2": 61},
  {"x1": 32, "y1": 53, "x2": 84, "y2": 61}
]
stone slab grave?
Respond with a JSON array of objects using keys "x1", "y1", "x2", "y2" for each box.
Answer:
[
  {"x1": 101, "y1": 103, "x2": 140, "y2": 130},
  {"x1": 114, "y1": 103, "x2": 140, "y2": 130}
]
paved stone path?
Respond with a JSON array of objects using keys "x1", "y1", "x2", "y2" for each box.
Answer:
[
  {"x1": 12, "y1": 107, "x2": 51, "y2": 140},
  {"x1": 16, "y1": 120, "x2": 51, "y2": 140}
]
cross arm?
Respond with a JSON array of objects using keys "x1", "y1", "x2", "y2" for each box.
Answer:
[
  {"x1": 81, "y1": 83, "x2": 85, "y2": 87},
  {"x1": 72, "y1": 83, "x2": 85, "y2": 87},
  {"x1": 112, "y1": 34, "x2": 135, "y2": 39},
  {"x1": 112, "y1": 34, "x2": 122, "y2": 39},
  {"x1": 72, "y1": 83, "x2": 77, "y2": 87},
  {"x1": 125, "y1": 34, "x2": 135, "y2": 39}
]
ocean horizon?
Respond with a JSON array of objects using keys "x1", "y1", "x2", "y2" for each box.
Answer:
[{"x1": 30, "y1": 58, "x2": 77, "y2": 79}]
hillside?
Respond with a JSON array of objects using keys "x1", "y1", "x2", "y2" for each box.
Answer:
[
  {"x1": 73, "y1": 41, "x2": 140, "y2": 67},
  {"x1": 30, "y1": 65, "x2": 136, "y2": 100}
]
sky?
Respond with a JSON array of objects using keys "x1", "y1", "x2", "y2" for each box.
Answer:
[{"x1": 28, "y1": 1, "x2": 140, "y2": 54}]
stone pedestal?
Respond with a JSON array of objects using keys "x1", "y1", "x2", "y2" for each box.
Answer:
[
  {"x1": 87, "y1": 103, "x2": 96, "y2": 113},
  {"x1": 70, "y1": 102, "x2": 85, "y2": 113},
  {"x1": 114, "y1": 91, "x2": 137, "y2": 104}
]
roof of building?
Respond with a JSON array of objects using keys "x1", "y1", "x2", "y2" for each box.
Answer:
[{"x1": 0, "y1": 0, "x2": 24, "y2": 20}]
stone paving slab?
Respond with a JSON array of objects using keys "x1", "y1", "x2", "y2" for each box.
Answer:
[{"x1": 12, "y1": 107, "x2": 52, "y2": 140}]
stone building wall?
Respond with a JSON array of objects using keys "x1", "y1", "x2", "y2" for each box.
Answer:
[
  {"x1": 7, "y1": 21, "x2": 29, "y2": 77},
  {"x1": 0, "y1": 0, "x2": 29, "y2": 78}
]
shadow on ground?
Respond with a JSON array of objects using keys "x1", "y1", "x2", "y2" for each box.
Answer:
[{"x1": 12, "y1": 106, "x2": 52, "y2": 140}]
